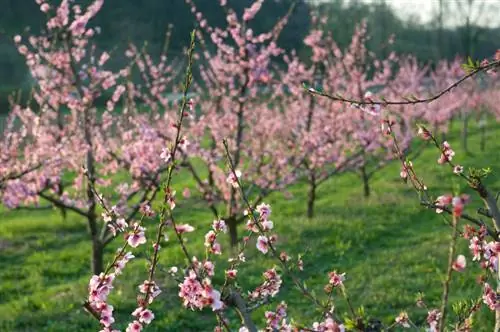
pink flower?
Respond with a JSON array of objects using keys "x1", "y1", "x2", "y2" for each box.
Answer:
[
  {"x1": 138, "y1": 308, "x2": 154, "y2": 324},
  {"x1": 126, "y1": 320, "x2": 142, "y2": 332},
  {"x1": 13, "y1": 35, "x2": 21, "y2": 43},
  {"x1": 114, "y1": 252, "x2": 134, "y2": 274},
  {"x1": 140, "y1": 203, "x2": 155, "y2": 217},
  {"x1": 212, "y1": 219, "x2": 227, "y2": 233},
  {"x1": 99, "y1": 52, "x2": 110, "y2": 66},
  {"x1": 256, "y1": 235, "x2": 269, "y2": 254},
  {"x1": 453, "y1": 165, "x2": 464, "y2": 175},
  {"x1": 203, "y1": 260, "x2": 215, "y2": 277},
  {"x1": 167, "y1": 190, "x2": 176, "y2": 210},
  {"x1": 160, "y1": 147, "x2": 171, "y2": 163},
  {"x1": 40, "y1": 3, "x2": 50, "y2": 12},
  {"x1": 469, "y1": 236, "x2": 483, "y2": 261},
  {"x1": 483, "y1": 283, "x2": 500, "y2": 311},
  {"x1": 328, "y1": 271, "x2": 345, "y2": 287},
  {"x1": 179, "y1": 136, "x2": 190, "y2": 150},
  {"x1": 225, "y1": 269, "x2": 237, "y2": 279},
  {"x1": 243, "y1": 0, "x2": 263, "y2": 21},
  {"x1": 435, "y1": 194, "x2": 452, "y2": 213},
  {"x1": 452, "y1": 194, "x2": 469, "y2": 217},
  {"x1": 452, "y1": 254, "x2": 466, "y2": 272},
  {"x1": 100, "y1": 314, "x2": 115, "y2": 327},
  {"x1": 204, "y1": 230, "x2": 216, "y2": 247},
  {"x1": 400, "y1": 161, "x2": 412, "y2": 180},
  {"x1": 138, "y1": 280, "x2": 161, "y2": 303},
  {"x1": 116, "y1": 218, "x2": 128, "y2": 230},
  {"x1": 438, "y1": 141, "x2": 455, "y2": 164},
  {"x1": 417, "y1": 126, "x2": 431, "y2": 140},
  {"x1": 226, "y1": 170, "x2": 242, "y2": 188},
  {"x1": 208, "y1": 289, "x2": 223, "y2": 311},
  {"x1": 261, "y1": 219, "x2": 274, "y2": 231},
  {"x1": 256, "y1": 203, "x2": 272, "y2": 220},
  {"x1": 426, "y1": 310, "x2": 441, "y2": 332},
  {"x1": 249, "y1": 268, "x2": 282, "y2": 300},
  {"x1": 176, "y1": 224, "x2": 195, "y2": 234},
  {"x1": 395, "y1": 312, "x2": 411, "y2": 328},
  {"x1": 182, "y1": 187, "x2": 191, "y2": 198},
  {"x1": 126, "y1": 224, "x2": 146, "y2": 248}
]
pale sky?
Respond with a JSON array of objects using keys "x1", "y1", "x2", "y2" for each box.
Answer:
[{"x1": 319, "y1": 0, "x2": 500, "y2": 27}]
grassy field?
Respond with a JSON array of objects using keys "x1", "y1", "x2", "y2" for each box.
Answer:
[{"x1": 1, "y1": 121, "x2": 499, "y2": 331}]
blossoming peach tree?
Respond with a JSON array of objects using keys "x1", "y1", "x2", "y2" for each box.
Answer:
[
  {"x1": 177, "y1": 0, "x2": 303, "y2": 246},
  {"x1": 2, "y1": 0, "x2": 176, "y2": 274}
]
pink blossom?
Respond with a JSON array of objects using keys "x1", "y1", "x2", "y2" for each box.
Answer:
[
  {"x1": 417, "y1": 126, "x2": 431, "y2": 140},
  {"x1": 256, "y1": 202, "x2": 271, "y2": 220},
  {"x1": 225, "y1": 269, "x2": 237, "y2": 279},
  {"x1": 176, "y1": 224, "x2": 195, "y2": 234},
  {"x1": 256, "y1": 235, "x2": 269, "y2": 254},
  {"x1": 179, "y1": 136, "x2": 190, "y2": 150},
  {"x1": 438, "y1": 141, "x2": 455, "y2": 164},
  {"x1": 40, "y1": 3, "x2": 50, "y2": 12},
  {"x1": 452, "y1": 254, "x2": 466, "y2": 272},
  {"x1": 426, "y1": 309, "x2": 441, "y2": 332},
  {"x1": 138, "y1": 280, "x2": 161, "y2": 303},
  {"x1": 249, "y1": 268, "x2": 282, "y2": 300},
  {"x1": 261, "y1": 219, "x2": 274, "y2": 231},
  {"x1": 140, "y1": 203, "x2": 155, "y2": 217},
  {"x1": 483, "y1": 283, "x2": 500, "y2": 311},
  {"x1": 203, "y1": 260, "x2": 215, "y2": 277},
  {"x1": 328, "y1": 271, "x2": 345, "y2": 287},
  {"x1": 99, "y1": 52, "x2": 110, "y2": 66},
  {"x1": 126, "y1": 224, "x2": 147, "y2": 248},
  {"x1": 226, "y1": 170, "x2": 242, "y2": 188},
  {"x1": 160, "y1": 147, "x2": 171, "y2": 163},
  {"x1": 469, "y1": 236, "x2": 483, "y2": 261},
  {"x1": 212, "y1": 219, "x2": 227, "y2": 233},
  {"x1": 126, "y1": 320, "x2": 142, "y2": 332},
  {"x1": 453, "y1": 165, "x2": 464, "y2": 174},
  {"x1": 243, "y1": 0, "x2": 263, "y2": 21},
  {"x1": 435, "y1": 194, "x2": 452, "y2": 213},
  {"x1": 136, "y1": 308, "x2": 154, "y2": 325}
]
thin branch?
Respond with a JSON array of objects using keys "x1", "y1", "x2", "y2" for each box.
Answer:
[
  {"x1": 307, "y1": 59, "x2": 500, "y2": 106},
  {"x1": 39, "y1": 191, "x2": 90, "y2": 218}
]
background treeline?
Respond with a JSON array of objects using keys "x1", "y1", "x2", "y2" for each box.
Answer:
[{"x1": 0, "y1": 0, "x2": 499, "y2": 111}]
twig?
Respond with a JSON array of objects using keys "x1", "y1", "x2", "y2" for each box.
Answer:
[{"x1": 307, "y1": 59, "x2": 500, "y2": 106}]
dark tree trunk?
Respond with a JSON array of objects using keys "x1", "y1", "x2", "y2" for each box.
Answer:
[
  {"x1": 227, "y1": 216, "x2": 238, "y2": 248},
  {"x1": 307, "y1": 172, "x2": 316, "y2": 219},
  {"x1": 92, "y1": 239, "x2": 104, "y2": 275},
  {"x1": 479, "y1": 113, "x2": 486, "y2": 152},
  {"x1": 361, "y1": 166, "x2": 370, "y2": 197},
  {"x1": 60, "y1": 207, "x2": 67, "y2": 221}
]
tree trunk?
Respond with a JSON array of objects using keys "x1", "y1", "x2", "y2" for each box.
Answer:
[
  {"x1": 307, "y1": 172, "x2": 316, "y2": 219},
  {"x1": 361, "y1": 166, "x2": 370, "y2": 197},
  {"x1": 480, "y1": 116, "x2": 486, "y2": 152},
  {"x1": 92, "y1": 239, "x2": 104, "y2": 275},
  {"x1": 461, "y1": 112, "x2": 469, "y2": 153},
  {"x1": 227, "y1": 216, "x2": 238, "y2": 248},
  {"x1": 60, "y1": 206, "x2": 67, "y2": 222}
]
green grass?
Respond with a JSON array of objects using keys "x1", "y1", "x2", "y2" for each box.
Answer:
[{"x1": 1, "y1": 121, "x2": 499, "y2": 331}]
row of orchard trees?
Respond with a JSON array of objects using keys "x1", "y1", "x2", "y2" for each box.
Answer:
[{"x1": 1, "y1": 0, "x2": 500, "y2": 275}]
